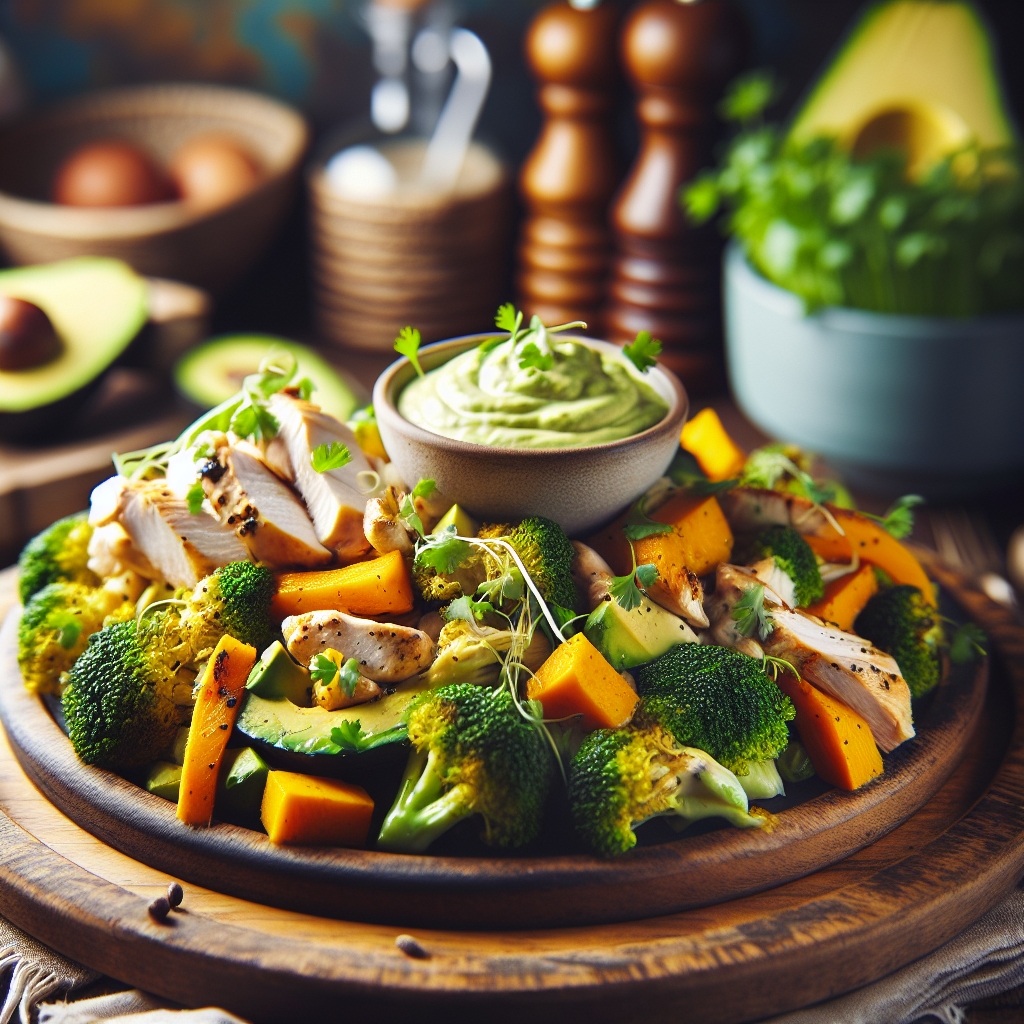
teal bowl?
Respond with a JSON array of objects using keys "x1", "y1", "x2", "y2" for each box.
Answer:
[{"x1": 723, "y1": 242, "x2": 1024, "y2": 498}]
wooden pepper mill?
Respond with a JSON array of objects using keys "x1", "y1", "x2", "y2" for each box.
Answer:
[
  {"x1": 516, "y1": 1, "x2": 621, "y2": 330},
  {"x1": 604, "y1": 0, "x2": 747, "y2": 390}
]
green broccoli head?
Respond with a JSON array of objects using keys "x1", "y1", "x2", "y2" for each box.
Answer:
[
  {"x1": 482, "y1": 516, "x2": 578, "y2": 612},
  {"x1": 377, "y1": 683, "x2": 553, "y2": 852},
  {"x1": 62, "y1": 618, "x2": 190, "y2": 767},
  {"x1": 18, "y1": 512, "x2": 97, "y2": 605},
  {"x1": 568, "y1": 723, "x2": 767, "y2": 858},
  {"x1": 854, "y1": 585, "x2": 943, "y2": 699},
  {"x1": 179, "y1": 561, "x2": 276, "y2": 660},
  {"x1": 18, "y1": 580, "x2": 136, "y2": 694},
  {"x1": 633, "y1": 643, "x2": 794, "y2": 774},
  {"x1": 750, "y1": 525, "x2": 823, "y2": 607}
]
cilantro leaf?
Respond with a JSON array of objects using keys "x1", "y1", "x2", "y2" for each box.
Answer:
[
  {"x1": 395, "y1": 326, "x2": 425, "y2": 377},
  {"x1": 445, "y1": 595, "x2": 495, "y2": 623},
  {"x1": 732, "y1": 584, "x2": 775, "y2": 640},
  {"x1": 311, "y1": 442, "x2": 353, "y2": 473},
  {"x1": 609, "y1": 564, "x2": 659, "y2": 612},
  {"x1": 399, "y1": 497, "x2": 425, "y2": 538},
  {"x1": 495, "y1": 302, "x2": 520, "y2": 333},
  {"x1": 666, "y1": 448, "x2": 739, "y2": 496},
  {"x1": 478, "y1": 335, "x2": 505, "y2": 355},
  {"x1": 330, "y1": 720, "x2": 374, "y2": 752},
  {"x1": 230, "y1": 401, "x2": 279, "y2": 443},
  {"x1": 476, "y1": 567, "x2": 524, "y2": 604},
  {"x1": 310, "y1": 654, "x2": 339, "y2": 686},
  {"x1": 866, "y1": 494, "x2": 924, "y2": 540},
  {"x1": 718, "y1": 70, "x2": 778, "y2": 124},
  {"x1": 296, "y1": 377, "x2": 315, "y2": 401},
  {"x1": 519, "y1": 342, "x2": 554, "y2": 372},
  {"x1": 411, "y1": 478, "x2": 437, "y2": 501},
  {"x1": 949, "y1": 622, "x2": 986, "y2": 665},
  {"x1": 622, "y1": 331, "x2": 662, "y2": 373},
  {"x1": 623, "y1": 498, "x2": 673, "y2": 542},
  {"x1": 186, "y1": 480, "x2": 205, "y2": 515},
  {"x1": 336, "y1": 657, "x2": 362, "y2": 698},
  {"x1": 415, "y1": 527, "x2": 474, "y2": 574}
]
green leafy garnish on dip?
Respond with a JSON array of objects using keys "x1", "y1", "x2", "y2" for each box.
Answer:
[{"x1": 397, "y1": 307, "x2": 669, "y2": 448}]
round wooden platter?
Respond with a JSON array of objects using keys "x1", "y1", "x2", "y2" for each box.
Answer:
[
  {"x1": 0, "y1": 569, "x2": 990, "y2": 932},
  {"x1": 0, "y1": 557, "x2": 1022, "y2": 1023}
]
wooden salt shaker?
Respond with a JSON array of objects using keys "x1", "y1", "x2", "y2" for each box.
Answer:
[
  {"x1": 516, "y1": 1, "x2": 621, "y2": 330},
  {"x1": 604, "y1": 0, "x2": 746, "y2": 391}
]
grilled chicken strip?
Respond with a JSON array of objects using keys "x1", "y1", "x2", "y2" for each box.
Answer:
[
  {"x1": 115, "y1": 480, "x2": 249, "y2": 589},
  {"x1": 572, "y1": 541, "x2": 613, "y2": 611},
  {"x1": 651, "y1": 563, "x2": 710, "y2": 629},
  {"x1": 269, "y1": 393, "x2": 373, "y2": 560},
  {"x1": 705, "y1": 561, "x2": 914, "y2": 751},
  {"x1": 202, "y1": 443, "x2": 332, "y2": 569},
  {"x1": 719, "y1": 487, "x2": 834, "y2": 538},
  {"x1": 281, "y1": 610, "x2": 434, "y2": 684}
]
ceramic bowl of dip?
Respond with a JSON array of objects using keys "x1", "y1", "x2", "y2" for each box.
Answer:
[{"x1": 373, "y1": 333, "x2": 688, "y2": 536}]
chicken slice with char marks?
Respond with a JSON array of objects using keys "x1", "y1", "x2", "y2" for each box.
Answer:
[
  {"x1": 719, "y1": 487, "x2": 834, "y2": 538},
  {"x1": 281, "y1": 610, "x2": 434, "y2": 684},
  {"x1": 115, "y1": 480, "x2": 249, "y2": 589},
  {"x1": 269, "y1": 393, "x2": 372, "y2": 560},
  {"x1": 202, "y1": 443, "x2": 333, "y2": 569}
]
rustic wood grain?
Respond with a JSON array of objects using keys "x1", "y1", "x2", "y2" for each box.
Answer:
[{"x1": 0, "y1": 558, "x2": 1021, "y2": 1022}]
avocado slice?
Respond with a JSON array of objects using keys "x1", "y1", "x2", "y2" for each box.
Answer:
[
  {"x1": 0, "y1": 257, "x2": 148, "y2": 437},
  {"x1": 432, "y1": 503, "x2": 478, "y2": 538},
  {"x1": 217, "y1": 746, "x2": 270, "y2": 825},
  {"x1": 790, "y1": 2, "x2": 1017, "y2": 177},
  {"x1": 246, "y1": 641, "x2": 312, "y2": 706},
  {"x1": 584, "y1": 597, "x2": 698, "y2": 671},
  {"x1": 146, "y1": 760, "x2": 183, "y2": 802},
  {"x1": 175, "y1": 334, "x2": 359, "y2": 424}
]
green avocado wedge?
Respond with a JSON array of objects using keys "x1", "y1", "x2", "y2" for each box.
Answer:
[
  {"x1": 0, "y1": 258, "x2": 148, "y2": 430},
  {"x1": 175, "y1": 334, "x2": 359, "y2": 424},
  {"x1": 584, "y1": 597, "x2": 699, "y2": 671}
]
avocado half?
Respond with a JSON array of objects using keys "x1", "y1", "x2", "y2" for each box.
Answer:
[
  {"x1": 0, "y1": 258, "x2": 149, "y2": 440},
  {"x1": 175, "y1": 334, "x2": 359, "y2": 425},
  {"x1": 789, "y1": 1, "x2": 1017, "y2": 176}
]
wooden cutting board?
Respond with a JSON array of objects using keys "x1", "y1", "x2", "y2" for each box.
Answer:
[{"x1": 0, "y1": 558, "x2": 1022, "y2": 1023}]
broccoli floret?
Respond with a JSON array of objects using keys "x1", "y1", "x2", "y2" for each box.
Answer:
[
  {"x1": 377, "y1": 684, "x2": 553, "y2": 852},
  {"x1": 633, "y1": 643, "x2": 794, "y2": 775},
  {"x1": 854, "y1": 585, "x2": 943, "y2": 699},
  {"x1": 18, "y1": 512, "x2": 97, "y2": 604},
  {"x1": 62, "y1": 618, "x2": 193, "y2": 767},
  {"x1": 18, "y1": 578, "x2": 138, "y2": 694},
  {"x1": 481, "y1": 516, "x2": 577, "y2": 611},
  {"x1": 750, "y1": 525, "x2": 823, "y2": 607},
  {"x1": 568, "y1": 724, "x2": 767, "y2": 857},
  {"x1": 178, "y1": 561, "x2": 276, "y2": 661}
]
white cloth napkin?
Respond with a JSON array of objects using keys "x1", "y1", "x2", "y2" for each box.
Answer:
[
  {"x1": 761, "y1": 884, "x2": 1024, "y2": 1024},
  {"x1": 38, "y1": 991, "x2": 246, "y2": 1024}
]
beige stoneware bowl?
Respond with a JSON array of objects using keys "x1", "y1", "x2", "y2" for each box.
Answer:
[{"x1": 373, "y1": 334, "x2": 688, "y2": 536}]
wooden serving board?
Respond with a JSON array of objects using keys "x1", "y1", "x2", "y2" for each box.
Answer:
[
  {"x1": 0, "y1": 578, "x2": 988, "y2": 931},
  {"x1": 0, "y1": 557, "x2": 1022, "y2": 1023}
]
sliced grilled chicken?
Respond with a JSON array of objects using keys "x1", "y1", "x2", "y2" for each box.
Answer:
[
  {"x1": 719, "y1": 487, "x2": 834, "y2": 538},
  {"x1": 202, "y1": 443, "x2": 332, "y2": 569},
  {"x1": 269, "y1": 393, "x2": 372, "y2": 560},
  {"x1": 312, "y1": 671, "x2": 381, "y2": 711},
  {"x1": 704, "y1": 561, "x2": 914, "y2": 751},
  {"x1": 572, "y1": 541, "x2": 613, "y2": 611},
  {"x1": 281, "y1": 610, "x2": 434, "y2": 684},
  {"x1": 87, "y1": 521, "x2": 158, "y2": 580},
  {"x1": 651, "y1": 563, "x2": 710, "y2": 629},
  {"x1": 763, "y1": 612, "x2": 914, "y2": 752},
  {"x1": 116, "y1": 480, "x2": 249, "y2": 589},
  {"x1": 364, "y1": 486, "x2": 416, "y2": 558}
]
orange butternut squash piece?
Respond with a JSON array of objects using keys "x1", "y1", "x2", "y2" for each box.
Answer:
[
  {"x1": 806, "y1": 563, "x2": 879, "y2": 631},
  {"x1": 177, "y1": 635, "x2": 257, "y2": 827},
  {"x1": 528, "y1": 633, "x2": 638, "y2": 731},
  {"x1": 804, "y1": 508, "x2": 934, "y2": 606},
  {"x1": 271, "y1": 549, "x2": 415, "y2": 619},
  {"x1": 680, "y1": 408, "x2": 746, "y2": 482},
  {"x1": 589, "y1": 494, "x2": 734, "y2": 580},
  {"x1": 261, "y1": 770, "x2": 374, "y2": 846},
  {"x1": 775, "y1": 672, "x2": 883, "y2": 791}
]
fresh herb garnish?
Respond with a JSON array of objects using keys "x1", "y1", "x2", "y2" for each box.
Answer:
[
  {"x1": 186, "y1": 480, "x2": 205, "y2": 515},
  {"x1": 609, "y1": 562, "x2": 659, "y2": 613},
  {"x1": 296, "y1": 377, "x2": 315, "y2": 401},
  {"x1": 761, "y1": 652, "x2": 798, "y2": 681},
  {"x1": 398, "y1": 478, "x2": 437, "y2": 537},
  {"x1": 395, "y1": 326, "x2": 425, "y2": 378},
  {"x1": 415, "y1": 525, "x2": 474, "y2": 574},
  {"x1": 733, "y1": 583, "x2": 775, "y2": 640},
  {"x1": 863, "y1": 494, "x2": 924, "y2": 540},
  {"x1": 519, "y1": 342, "x2": 554, "y2": 372},
  {"x1": 666, "y1": 448, "x2": 738, "y2": 496},
  {"x1": 311, "y1": 442, "x2": 353, "y2": 473},
  {"x1": 622, "y1": 330, "x2": 662, "y2": 373},
  {"x1": 310, "y1": 654, "x2": 361, "y2": 698},
  {"x1": 310, "y1": 654, "x2": 338, "y2": 685},
  {"x1": 495, "y1": 302, "x2": 523, "y2": 336},
  {"x1": 949, "y1": 621, "x2": 987, "y2": 664},
  {"x1": 330, "y1": 720, "x2": 375, "y2": 752},
  {"x1": 476, "y1": 565, "x2": 525, "y2": 604},
  {"x1": 445, "y1": 596, "x2": 496, "y2": 623},
  {"x1": 623, "y1": 498, "x2": 673, "y2": 542}
]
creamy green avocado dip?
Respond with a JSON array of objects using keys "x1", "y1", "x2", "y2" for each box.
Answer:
[{"x1": 398, "y1": 337, "x2": 669, "y2": 449}]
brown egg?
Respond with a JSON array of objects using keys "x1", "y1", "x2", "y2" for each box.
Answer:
[
  {"x1": 52, "y1": 139, "x2": 174, "y2": 207},
  {"x1": 170, "y1": 135, "x2": 260, "y2": 210}
]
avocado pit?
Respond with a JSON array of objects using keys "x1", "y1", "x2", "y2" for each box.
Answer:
[{"x1": 0, "y1": 295, "x2": 63, "y2": 371}]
